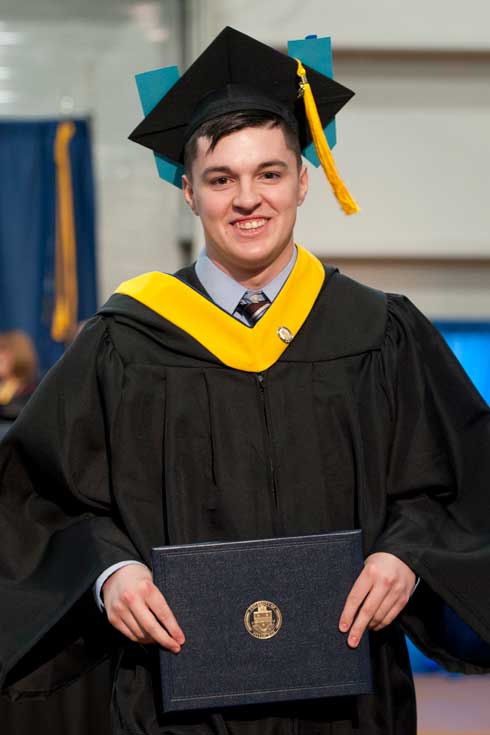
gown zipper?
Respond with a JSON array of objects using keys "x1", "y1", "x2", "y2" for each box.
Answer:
[{"x1": 257, "y1": 372, "x2": 278, "y2": 510}]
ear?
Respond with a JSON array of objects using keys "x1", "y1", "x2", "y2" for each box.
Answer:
[
  {"x1": 182, "y1": 174, "x2": 199, "y2": 215},
  {"x1": 297, "y1": 164, "x2": 308, "y2": 206}
]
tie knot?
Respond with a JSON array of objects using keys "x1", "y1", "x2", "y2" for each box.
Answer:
[
  {"x1": 235, "y1": 290, "x2": 271, "y2": 326},
  {"x1": 247, "y1": 291, "x2": 267, "y2": 303}
]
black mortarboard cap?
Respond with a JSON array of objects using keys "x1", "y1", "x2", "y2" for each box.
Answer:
[{"x1": 130, "y1": 26, "x2": 354, "y2": 163}]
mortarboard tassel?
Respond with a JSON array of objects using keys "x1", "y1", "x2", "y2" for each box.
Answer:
[{"x1": 295, "y1": 58, "x2": 360, "y2": 215}]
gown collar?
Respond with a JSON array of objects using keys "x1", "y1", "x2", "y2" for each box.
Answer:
[{"x1": 114, "y1": 245, "x2": 325, "y2": 372}]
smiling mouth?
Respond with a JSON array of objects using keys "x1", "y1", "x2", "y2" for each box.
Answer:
[{"x1": 232, "y1": 218, "x2": 269, "y2": 231}]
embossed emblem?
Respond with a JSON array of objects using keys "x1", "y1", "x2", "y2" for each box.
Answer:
[
  {"x1": 244, "y1": 600, "x2": 282, "y2": 639},
  {"x1": 277, "y1": 326, "x2": 293, "y2": 344}
]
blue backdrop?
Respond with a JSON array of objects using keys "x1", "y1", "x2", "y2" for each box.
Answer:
[
  {"x1": 0, "y1": 119, "x2": 97, "y2": 373},
  {"x1": 436, "y1": 322, "x2": 490, "y2": 404}
]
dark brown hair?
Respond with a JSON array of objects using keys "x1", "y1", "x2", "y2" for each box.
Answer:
[{"x1": 183, "y1": 111, "x2": 302, "y2": 176}]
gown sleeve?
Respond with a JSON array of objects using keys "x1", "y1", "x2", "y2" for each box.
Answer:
[
  {"x1": 0, "y1": 317, "x2": 144, "y2": 700},
  {"x1": 371, "y1": 294, "x2": 490, "y2": 674}
]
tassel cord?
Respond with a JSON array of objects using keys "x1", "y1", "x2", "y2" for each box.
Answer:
[{"x1": 295, "y1": 58, "x2": 360, "y2": 215}]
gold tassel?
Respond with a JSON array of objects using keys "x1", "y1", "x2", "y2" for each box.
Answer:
[
  {"x1": 51, "y1": 121, "x2": 79, "y2": 342},
  {"x1": 295, "y1": 58, "x2": 360, "y2": 215}
]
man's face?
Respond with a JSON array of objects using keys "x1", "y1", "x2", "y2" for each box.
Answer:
[{"x1": 182, "y1": 124, "x2": 308, "y2": 278}]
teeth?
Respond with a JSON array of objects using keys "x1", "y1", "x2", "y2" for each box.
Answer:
[{"x1": 236, "y1": 219, "x2": 266, "y2": 230}]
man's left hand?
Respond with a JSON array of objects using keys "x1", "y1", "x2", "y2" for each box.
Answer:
[{"x1": 339, "y1": 552, "x2": 416, "y2": 648}]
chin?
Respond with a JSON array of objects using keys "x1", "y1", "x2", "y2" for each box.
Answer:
[{"x1": 234, "y1": 244, "x2": 280, "y2": 267}]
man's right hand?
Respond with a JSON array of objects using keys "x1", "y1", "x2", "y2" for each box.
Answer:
[{"x1": 102, "y1": 563, "x2": 185, "y2": 653}]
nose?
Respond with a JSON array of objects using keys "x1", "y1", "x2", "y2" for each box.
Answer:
[{"x1": 232, "y1": 179, "x2": 262, "y2": 212}]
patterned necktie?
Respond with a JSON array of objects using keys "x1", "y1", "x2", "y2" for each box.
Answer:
[{"x1": 235, "y1": 290, "x2": 271, "y2": 326}]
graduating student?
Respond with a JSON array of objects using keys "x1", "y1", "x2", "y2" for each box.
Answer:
[{"x1": 1, "y1": 26, "x2": 489, "y2": 735}]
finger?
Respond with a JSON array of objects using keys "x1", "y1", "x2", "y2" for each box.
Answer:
[
  {"x1": 346, "y1": 585, "x2": 392, "y2": 647},
  {"x1": 107, "y1": 613, "x2": 140, "y2": 643},
  {"x1": 147, "y1": 587, "x2": 185, "y2": 644},
  {"x1": 116, "y1": 621, "x2": 138, "y2": 642},
  {"x1": 339, "y1": 568, "x2": 374, "y2": 632},
  {"x1": 109, "y1": 611, "x2": 179, "y2": 651},
  {"x1": 130, "y1": 600, "x2": 182, "y2": 652},
  {"x1": 106, "y1": 596, "x2": 148, "y2": 641},
  {"x1": 119, "y1": 608, "x2": 149, "y2": 641},
  {"x1": 367, "y1": 593, "x2": 400, "y2": 630},
  {"x1": 372, "y1": 597, "x2": 408, "y2": 632}
]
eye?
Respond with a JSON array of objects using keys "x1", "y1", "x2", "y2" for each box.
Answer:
[
  {"x1": 260, "y1": 171, "x2": 281, "y2": 181},
  {"x1": 210, "y1": 176, "x2": 231, "y2": 186}
]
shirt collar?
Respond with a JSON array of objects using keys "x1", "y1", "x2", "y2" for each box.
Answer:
[{"x1": 195, "y1": 246, "x2": 298, "y2": 315}]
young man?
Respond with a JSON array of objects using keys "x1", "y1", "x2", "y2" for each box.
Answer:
[
  {"x1": 101, "y1": 116, "x2": 417, "y2": 649},
  {"x1": 1, "y1": 26, "x2": 489, "y2": 735}
]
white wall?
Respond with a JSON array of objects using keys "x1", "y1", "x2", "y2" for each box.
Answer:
[
  {"x1": 196, "y1": 0, "x2": 490, "y2": 50},
  {"x1": 296, "y1": 55, "x2": 490, "y2": 260}
]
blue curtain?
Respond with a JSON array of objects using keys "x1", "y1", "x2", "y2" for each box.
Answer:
[
  {"x1": 408, "y1": 320, "x2": 490, "y2": 673},
  {"x1": 436, "y1": 322, "x2": 490, "y2": 403},
  {"x1": 0, "y1": 119, "x2": 97, "y2": 373}
]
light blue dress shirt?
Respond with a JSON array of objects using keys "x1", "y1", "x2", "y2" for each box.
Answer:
[
  {"x1": 94, "y1": 246, "x2": 298, "y2": 609},
  {"x1": 194, "y1": 245, "x2": 297, "y2": 324}
]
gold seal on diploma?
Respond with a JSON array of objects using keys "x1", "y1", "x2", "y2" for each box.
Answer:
[{"x1": 244, "y1": 600, "x2": 282, "y2": 639}]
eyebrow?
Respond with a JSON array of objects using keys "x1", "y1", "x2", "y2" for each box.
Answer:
[{"x1": 201, "y1": 160, "x2": 288, "y2": 178}]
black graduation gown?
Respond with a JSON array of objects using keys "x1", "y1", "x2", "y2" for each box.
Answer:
[{"x1": 1, "y1": 259, "x2": 489, "y2": 735}]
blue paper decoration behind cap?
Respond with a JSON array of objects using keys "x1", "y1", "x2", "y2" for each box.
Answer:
[
  {"x1": 135, "y1": 65, "x2": 184, "y2": 187},
  {"x1": 288, "y1": 35, "x2": 337, "y2": 166}
]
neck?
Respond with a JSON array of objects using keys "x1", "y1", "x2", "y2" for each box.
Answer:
[{"x1": 207, "y1": 241, "x2": 295, "y2": 290}]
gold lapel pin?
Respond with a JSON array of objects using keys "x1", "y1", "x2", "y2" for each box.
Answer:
[{"x1": 277, "y1": 326, "x2": 293, "y2": 344}]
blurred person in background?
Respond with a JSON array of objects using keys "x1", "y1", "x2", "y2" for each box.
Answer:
[{"x1": 0, "y1": 330, "x2": 38, "y2": 421}]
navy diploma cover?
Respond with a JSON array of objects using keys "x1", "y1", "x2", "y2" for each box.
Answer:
[{"x1": 152, "y1": 530, "x2": 372, "y2": 712}]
